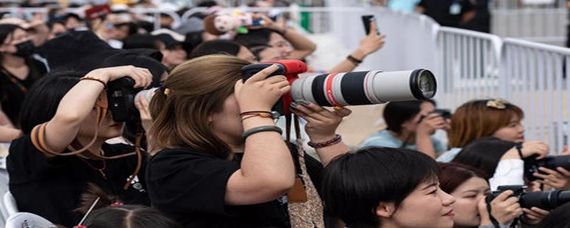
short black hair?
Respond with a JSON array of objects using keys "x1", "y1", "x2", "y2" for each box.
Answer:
[
  {"x1": 321, "y1": 147, "x2": 438, "y2": 228},
  {"x1": 452, "y1": 136, "x2": 516, "y2": 177},
  {"x1": 18, "y1": 70, "x2": 84, "y2": 134},
  {"x1": 383, "y1": 100, "x2": 435, "y2": 134}
]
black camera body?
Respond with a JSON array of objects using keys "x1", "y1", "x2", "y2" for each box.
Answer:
[
  {"x1": 431, "y1": 109, "x2": 451, "y2": 119},
  {"x1": 487, "y1": 185, "x2": 570, "y2": 210},
  {"x1": 524, "y1": 155, "x2": 570, "y2": 181},
  {"x1": 241, "y1": 60, "x2": 307, "y2": 115},
  {"x1": 107, "y1": 77, "x2": 143, "y2": 122}
]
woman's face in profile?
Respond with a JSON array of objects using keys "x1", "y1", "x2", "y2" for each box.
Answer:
[
  {"x1": 449, "y1": 177, "x2": 490, "y2": 227},
  {"x1": 384, "y1": 179, "x2": 455, "y2": 228},
  {"x1": 492, "y1": 115, "x2": 525, "y2": 142}
]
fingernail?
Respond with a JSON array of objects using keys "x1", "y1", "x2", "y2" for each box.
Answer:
[
  {"x1": 296, "y1": 100, "x2": 310, "y2": 106},
  {"x1": 290, "y1": 102, "x2": 299, "y2": 107},
  {"x1": 334, "y1": 106, "x2": 343, "y2": 110}
]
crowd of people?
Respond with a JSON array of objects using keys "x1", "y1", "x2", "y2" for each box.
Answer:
[{"x1": 0, "y1": 0, "x2": 569, "y2": 228}]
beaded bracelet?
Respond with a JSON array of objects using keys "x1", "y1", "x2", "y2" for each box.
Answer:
[
  {"x1": 308, "y1": 134, "x2": 342, "y2": 148},
  {"x1": 242, "y1": 125, "x2": 283, "y2": 140},
  {"x1": 80, "y1": 76, "x2": 107, "y2": 89},
  {"x1": 515, "y1": 142, "x2": 523, "y2": 159},
  {"x1": 346, "y1": 55, "x2": 362, "y2": 65}
]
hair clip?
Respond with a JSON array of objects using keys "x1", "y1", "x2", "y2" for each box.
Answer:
[{"x1": 486, "y1": 98, "x2": 510, "y2": 110}]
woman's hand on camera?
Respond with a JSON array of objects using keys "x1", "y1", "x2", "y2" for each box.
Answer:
[
  {"x1": 501, "y1": 141, "x2": 549, "y2": 160},
  {"x1": 235, "y1": 64, "x2": 291, "y2": 112},
  {"x1": 477, "y1": 190, "x2": 521, "y2": 225},
  {"x1": 417, "y1": 113, "x2": 445, "y2": 135},
  {"x1": 86, "y1": 65, "x2": 152, "y2": 88},
  {"x1": 521, "y1": 207, "x2": 549, "y2": 225},
  {"x1": 135, "y1": 93, "x2": 153, "y2": 132},
  {"x1": 533, "y1": 167, "x2": 570, "y2": 190},
  {"x1": 289, "y1": 102, "x2": 351, "y2": 142}
]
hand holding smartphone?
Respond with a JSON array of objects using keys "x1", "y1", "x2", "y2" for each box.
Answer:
[{"x1": 362, "y1": 15, "x2": 380, "y2": 35}]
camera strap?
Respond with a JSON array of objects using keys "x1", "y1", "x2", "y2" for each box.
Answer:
[
  {"x1": 285, "y1": 113, "x2": 325, "y2": 228},
  {"x1": 485, "y1": 195, "x2": 501, "y2": 228}
]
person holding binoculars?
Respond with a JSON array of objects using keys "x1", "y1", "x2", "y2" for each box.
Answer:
[{"x1": 145, "y1": 55, "x2": 352, "y2": 227}]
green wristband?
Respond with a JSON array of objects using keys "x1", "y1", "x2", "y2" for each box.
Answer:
[{"x1": 242, "y1": 126, "x2": 283, "y2": 141}]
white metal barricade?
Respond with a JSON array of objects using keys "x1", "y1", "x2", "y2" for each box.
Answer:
[
  {"x1": 501, "y1": 38, "x2": 570, "y2": 153},
  {"x1": 436, "y1": 27, "x2": 503, "y2": 110}
]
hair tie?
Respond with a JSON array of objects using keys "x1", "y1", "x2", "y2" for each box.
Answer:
[{"x1": 111, "y1": 202, "x2": 124, "y2": 207}]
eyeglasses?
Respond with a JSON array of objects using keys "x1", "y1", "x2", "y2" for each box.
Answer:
[{"x1": 486, "y1": 98, "x2": 510, "y2": 109}]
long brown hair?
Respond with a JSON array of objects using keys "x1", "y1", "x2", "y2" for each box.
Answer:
[
  {"x1": 149, "y1": 55, "x2": 250, "y2": 159},
  {"x1": 448, "y1": 99, "x2": 524, "y2": 148}
]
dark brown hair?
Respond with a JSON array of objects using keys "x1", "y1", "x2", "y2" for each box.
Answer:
[{"x1": 438, "y1": 162, "x2": 488, "y2": 194}]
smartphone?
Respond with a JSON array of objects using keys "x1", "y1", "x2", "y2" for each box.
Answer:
[{"x1": 361, "y1": 15, "x2": 380, "y2": 35}]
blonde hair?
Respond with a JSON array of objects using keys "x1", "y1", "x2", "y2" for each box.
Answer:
[
  {"x1": 448, "y1": 99, "x2": 524, "y2": 148},
  {"x1": 149, "y1": 55, "x2": 250, "y2": 159}
]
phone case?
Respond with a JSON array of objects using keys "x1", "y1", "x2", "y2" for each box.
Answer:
[{"x1": 361, "y1": 15, "x2": 380, "y2": 35}]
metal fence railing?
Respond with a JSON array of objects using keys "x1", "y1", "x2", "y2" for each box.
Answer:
[
  {"x1": 434, "y1": 30, "x2": 570, "y2": 153},
  {"x1": 500, "y1": 38, "x2": 570, "y2": 152},
  {"x1": 436, "y1": 27, "x2": 503, "y2": 109}
]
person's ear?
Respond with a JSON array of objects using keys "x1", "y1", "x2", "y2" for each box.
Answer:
[{"x1": 376, "y1": 202, "x2": 396, "y2": 218}]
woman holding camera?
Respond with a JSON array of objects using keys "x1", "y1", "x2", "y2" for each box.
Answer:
[
  {"x1": 146, "y1": 55, "x2": 352, "y2": 227},
  {"x1": 437, "y1": 98, "x2": 525, "y2": 162},
  {"x1": 438, "y1": 162, "x2": 522, "y2": 228},
  {"x1": 7, "y1": 66, "x2": 153, "y2": 227},
  {"x1": 450, "y1": 137, "x2": 552, "y2": 226},
  {"x1": 321, "y1": 147, "x2": 456, "y2": 228},
  {"x1": 360, "y1": 100, "x2": 448, "y2": 158}
]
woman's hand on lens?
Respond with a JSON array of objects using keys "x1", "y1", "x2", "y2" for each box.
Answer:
[
  {"x1": 521, "y1": 141, "x2": 549, "y2": 159},
  {"x1": 501, "y1": 141, "x2": 549, "y2": 160},
  {"x1": 235, "y1": 64, "x2": 291, "y2": 112},
  {"x1": 416, "y1": 113, "x2": 445, "y2": 135},
  {"x1": 534, "y1": 167, "x2": 570, "y2": 190},
  {"x1": 289, "y1": 102, "x2": 351, "y2": 142},
  {"x1": 487, "y1": 190, "x2": 522, "y2": 225},
  {"x1": 87, "y1": 65, "x2": 152, "y2": 88},
  {"x1": 521, "y1": 207, "x2": 549, "y2": 225}
]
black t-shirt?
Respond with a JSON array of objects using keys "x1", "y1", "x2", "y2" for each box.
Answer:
[
  {"x1": 147, "y1": 144, "x2": 323, "y2": 228},
  {"x1": 418, "y1": 0, "x2": 474, "y2": 28},
  {"x1": 7, "y1": 135, "x2": 149, "y2": 228},
  {"x1": 0, "y1": 59, "x2": 47, "y2": 127}
]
